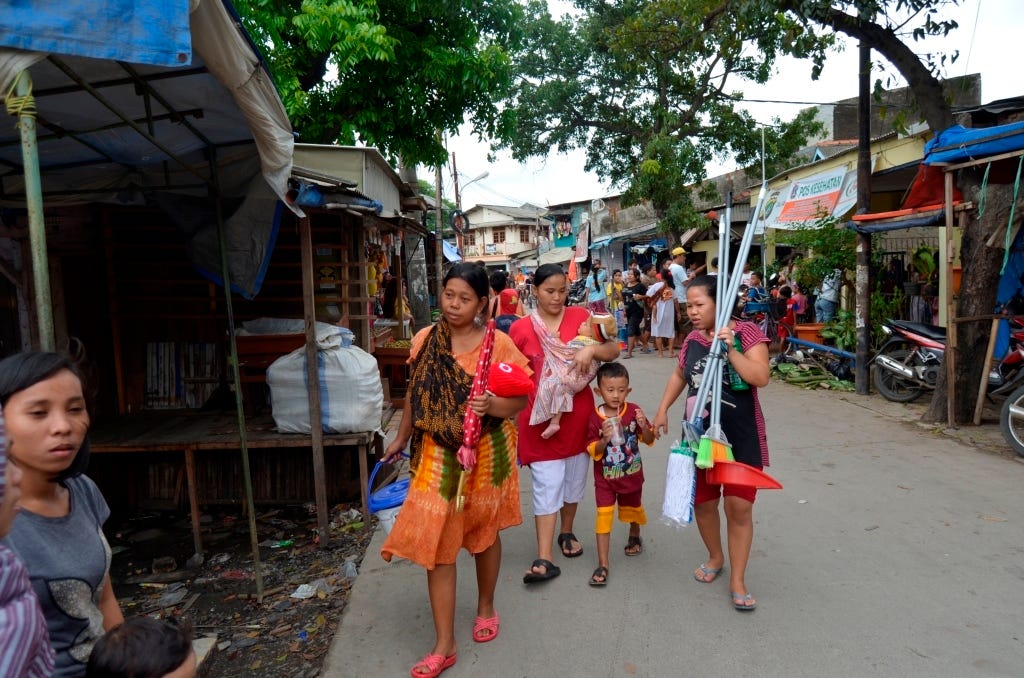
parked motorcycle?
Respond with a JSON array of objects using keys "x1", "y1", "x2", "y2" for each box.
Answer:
[
  {"x1": 996, "y1": 324, "x2": 1024, "y2": 458},
  {"x1": 567, "y1": 278, "x2": 588, "y2": 306},
  {"x1": 870, "y1": 319, "x2": 947, "y2": 402},
  {"x1": 871, "y1": 317, "x2": 1024, "y2": 404}
]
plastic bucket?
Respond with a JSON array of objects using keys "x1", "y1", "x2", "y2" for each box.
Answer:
[{"x1": 367, "y1": 458, "x2": 409, "y2": 534}]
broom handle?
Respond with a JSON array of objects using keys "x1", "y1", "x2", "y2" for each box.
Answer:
[
  {"x1": 689, "y1": 185, "x2": 767, "y2": 430},
  {"x1": 709, "y1": 192, "x2": 732, "y2": 430},
  {"x1": 717, "y1": 184, "x2": 766, "y2": 335}
]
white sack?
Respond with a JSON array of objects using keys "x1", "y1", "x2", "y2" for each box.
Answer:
[{"x1": 267, "y1": 328, "x2": 383, "y2": 434}]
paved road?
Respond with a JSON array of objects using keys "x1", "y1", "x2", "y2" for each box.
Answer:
[{"x1": 322, "y1": 352, "x2": 1024, "y2": 677}]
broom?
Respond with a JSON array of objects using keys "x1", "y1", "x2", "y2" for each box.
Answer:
[{"x1": 696, "y1": 192, "x2": 734, "y2": 468}]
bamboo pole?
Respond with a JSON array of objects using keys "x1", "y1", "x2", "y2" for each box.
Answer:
[
  {"x1": 8, "y1": 71, "x2": 54, "y2": 349},
  {"x1": 973, "y1": 318, "x2": 1000, "y2": 425},
  {"x1": 214, "y1": 178, "x2": 264, "y2": 600}
]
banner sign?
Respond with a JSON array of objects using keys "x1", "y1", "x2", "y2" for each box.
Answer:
[{"x1": 758, "y1": 167, "x2": 858, "y2": 231}]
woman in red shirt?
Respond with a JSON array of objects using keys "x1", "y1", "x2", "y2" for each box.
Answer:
[{"x1": 490, "y1": 271, "x2": 525, "y2": 333}]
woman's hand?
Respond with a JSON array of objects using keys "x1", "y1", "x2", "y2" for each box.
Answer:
[
  {"x1": 652, "y1": 410, "x2": 669, "y2": 439},
  {"x1": 716, "y1": 326, "x2": 737, "y2": 349},
  {"x1": 569, "y1": 343, "x2": 597, "y2": 374},
  {"x1": 468, "y1": 392, "x2": 491, "y2": 416},
  {"x1": 381, "y1": 438, "x2": 409, "y2": 463}
]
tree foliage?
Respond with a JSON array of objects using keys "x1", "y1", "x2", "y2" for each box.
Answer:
[
  {"x1": 234, "y1": 0, "x2": 524, "y2": 165},
  {"x1": 503, "y1": 0, "x2": 826, "y2": 232}
]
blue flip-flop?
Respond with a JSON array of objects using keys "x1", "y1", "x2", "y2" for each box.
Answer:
[
  {"x1": 731, "y1": 591, "x2": 757, "y2": 611},
  {"x1": 694, "y1": 563, "x2": 723, "y2": 583}
]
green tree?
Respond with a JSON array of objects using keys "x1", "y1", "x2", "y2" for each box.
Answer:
[
  {"x1": 234, "y1": 0, "x2": 524, "y2": 165},
  {"x1": 503, "y1": 0, "x2": 825, "y2": 232}
]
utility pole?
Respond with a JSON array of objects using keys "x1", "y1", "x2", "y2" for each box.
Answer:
[
  {"x1": 855, "y1": 39, "x2": 872, "y2": 395},
  {"x1": 435, "y1": 132, "x2": 444, "y2": 303},
  {"x1": 452, "y1": 153, "x2": 463, "y2": 256}
]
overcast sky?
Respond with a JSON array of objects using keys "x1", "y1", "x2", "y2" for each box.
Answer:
[{"x1": 439, "y1": 0, "x2": 1019, "y2": 211}]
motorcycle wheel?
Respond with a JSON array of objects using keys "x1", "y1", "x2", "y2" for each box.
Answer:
[
  {"x1": 999, "y1": 384, "x2": 1024, "y2": 458},
  {"x1": 871, "y1": 348, "x2": 925, "y2": 402}
]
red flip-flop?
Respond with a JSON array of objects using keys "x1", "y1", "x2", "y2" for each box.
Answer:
[
  {"x1": 410, "y1": 652, "x2": 456, "y2": 678},
  {"x1": 473, "y1": 613, "x2": 500, "y2": 643}
]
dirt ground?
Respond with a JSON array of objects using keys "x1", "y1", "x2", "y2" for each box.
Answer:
[{"x1": 109, "y1": 502, "x2": 375, "y2": 678}]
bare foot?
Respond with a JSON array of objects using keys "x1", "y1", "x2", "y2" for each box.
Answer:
[{"x1": 541, "y1": 421, "x2": 561, "y2": 439}]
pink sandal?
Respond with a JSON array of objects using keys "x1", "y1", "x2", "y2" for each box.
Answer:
[
  {"x1": 410, "y1": 652, "x2": 456, "y2": 678},
  {"x1": 473, "y1": 613, "x2": 500, "y2": 643}
]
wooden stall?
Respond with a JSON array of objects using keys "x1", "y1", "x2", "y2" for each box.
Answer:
[{"x1": 0, "y1": 42, "x2": 425, "y2": 564}]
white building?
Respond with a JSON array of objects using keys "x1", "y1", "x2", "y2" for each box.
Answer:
[{"x1": 460, "y1": 203, "x2": 547, "y2": 270}]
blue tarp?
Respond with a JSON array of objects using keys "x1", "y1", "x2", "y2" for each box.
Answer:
[
  {"x1": 0, "y1": 0, "x2": 191, "y2": 67},
  {"x1": 993, "y1": 225, "x2": 1024, "y2": 358},
  {"x1": 443, "y1": 240, "x2": 462, "y2": 262},
  {"x1": 924, "y1": 122, "x2": 1024, "y2": 165}
]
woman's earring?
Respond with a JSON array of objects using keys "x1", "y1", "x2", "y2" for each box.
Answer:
[{"x1": 474, "y1": 314, "x2": 486, "y2": 327}]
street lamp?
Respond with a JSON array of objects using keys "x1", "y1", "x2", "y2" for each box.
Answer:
[
  {"x1": 453, "y1": 170, "x2": 489, "y2": 257},
  {"x1": 457, "y1": 171, "x2": 489, "y2": 208}
]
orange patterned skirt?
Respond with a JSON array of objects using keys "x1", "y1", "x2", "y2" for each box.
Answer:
[{"x1": 381, "y1": 420, "x2": 522, "y2": 569}]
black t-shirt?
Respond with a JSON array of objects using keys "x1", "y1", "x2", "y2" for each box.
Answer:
[{"x1": 622, "y1": 282, "x2": 647, "y2": 318}]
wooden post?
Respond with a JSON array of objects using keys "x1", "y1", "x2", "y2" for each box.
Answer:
[
  {"x1": 184, "y1": 447, "x2": 203, "y2": 557},
  {"x1": 973, "y1": 318, "x2": 1000, "y2": 425},
  {"x1": 299, "y1": 216, "x2": 330, "y2": 546},
  {"x1": 944, "y1": 171, "x2": 956, "y2": 428},
  {"x1": 102, "y1": 212, "x2": 127, "y2": 413}
]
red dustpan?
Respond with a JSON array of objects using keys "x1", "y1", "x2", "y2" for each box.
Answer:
[{"x1": 706, "y1": 461, "x2": 782, "y2": 490}]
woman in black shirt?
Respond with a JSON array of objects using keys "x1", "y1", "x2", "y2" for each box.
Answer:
[{"x1": 621, "y1": 269, "x2": 647, "y2": 358}]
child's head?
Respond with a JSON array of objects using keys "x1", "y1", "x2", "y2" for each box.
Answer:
[
  {"x1": 590, "y1": 314, "x2": 618, "y2": 342},
  {"x1": 593, "y1": 362, "x2": 631, "y2": 410},
  {"x1": 87, "y1": 617, "x2": 196, "y2": 678},
  {"x1": 779, "y1": 286, "x2": 792, "y2": 299}
]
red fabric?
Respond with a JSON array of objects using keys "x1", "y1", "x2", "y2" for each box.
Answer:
[
  {"x1": 497, "y1": 288, "x2": 520, "y2": 315},
  {"x1": 510, "y1": 306, "x2": 596, "y2": 464}
]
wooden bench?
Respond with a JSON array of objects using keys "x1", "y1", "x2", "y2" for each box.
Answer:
[{"x1": 91, "y1": 410, "x2": 392, "y2": 556}]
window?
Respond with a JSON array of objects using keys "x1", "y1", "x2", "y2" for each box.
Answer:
[
  {"x1": 493, "y1": 228, "x2": 506, "y2": 244},
  {"x1": 464, "y1": 231, "x2": 475, "y2": 246},
  {"x1": 519, "y1": 226, "x2": 531, "y2": 243}
]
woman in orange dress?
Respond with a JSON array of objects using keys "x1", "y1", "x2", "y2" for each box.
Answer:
[{"x1": 381, "y1": 263, "x2": 530, "y2": 678}]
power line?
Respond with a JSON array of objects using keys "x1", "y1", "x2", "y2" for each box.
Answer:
[
  {"x1": 961, "y1": 0, "x2": 982, "y2": 80},
  {"x1": 737, "y1": 97, "x2": 914, "y2": 108}
]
